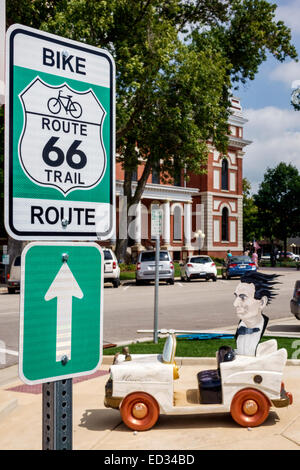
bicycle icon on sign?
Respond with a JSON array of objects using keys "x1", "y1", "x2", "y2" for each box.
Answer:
[{"x1": 47, "y1": 90, "x2": 82, "y2": 118}]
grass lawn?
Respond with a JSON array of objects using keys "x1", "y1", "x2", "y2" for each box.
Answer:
[
  {"x1": 103, "y1": 336, "x2": 299, "y2": 359},
  {"x1": 120, "y1": 271, "x2": 136, "y2": 280}
]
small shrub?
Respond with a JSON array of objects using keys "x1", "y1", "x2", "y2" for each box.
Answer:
[{"x1": 119, "y1": 263, "x2": 136, "y2": 272}]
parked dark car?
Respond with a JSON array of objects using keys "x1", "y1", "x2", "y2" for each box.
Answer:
[
  {"x1": 290, "y1": 280, "x2": 300, "y2": 320},
  {"x1": 221, "y1": 255, "x2": 257, "y2": 280}
]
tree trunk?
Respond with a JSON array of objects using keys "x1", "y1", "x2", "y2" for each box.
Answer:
[
  {"x1": 7, "y1": 236, "x2": 23, "y2": 271},
  {"x1": 115, "y1": 237, "x2": 128, "y2": 263},
  {"x1": 115, "y1": 159, "x2": 152, "y2": 262},
  {"x1": 284, "y1": 238, "x2": 287, "y2": 258},
  {"x1": 270, "y1": 237, "x2": 276, "y2": 267}
]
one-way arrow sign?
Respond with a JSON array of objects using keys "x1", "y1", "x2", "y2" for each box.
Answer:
[{"x1": 19, "y1": 242, "x2": 103, "y2": 385}]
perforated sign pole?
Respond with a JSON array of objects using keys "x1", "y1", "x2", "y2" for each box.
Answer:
[
  {"x1": 42, "y1": 379, "x2": 72, "y2": 450},
  {"x1": 151, "y1": 208, "x2": 162, "y2": 344},
  {"x1": 154, "y1": 234, "x2": 160, "y2": 344}
]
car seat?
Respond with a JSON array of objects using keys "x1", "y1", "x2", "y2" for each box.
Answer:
[{"x1": 197, "y1": 346, "x2": 235, "y2": 404}]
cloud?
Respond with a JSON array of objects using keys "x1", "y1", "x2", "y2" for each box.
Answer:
[
  {"x1": 275, "y1": 1, "x2": 300, "y2": 35},
  {"x1": 243, "y1": 107, "x2": 300, "y2": 193},
  {"x1": 269, "y1": 61, "x2": 300, "y2": 88}
]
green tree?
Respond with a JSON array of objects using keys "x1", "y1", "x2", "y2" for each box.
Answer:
[
  {"x1": 242, "y1": 178, "x2": 261, "y2": 247},
  {"x1": 254, "y1": 163, "x2": 300, "y2": 255},
  {"x1": 3, "y1": 0, "x2": 298, "y2": 259}
]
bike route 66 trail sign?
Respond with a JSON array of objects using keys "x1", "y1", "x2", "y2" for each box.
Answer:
[{"x1": 5, "y1": 24, "x2": 115, "y2": 240}]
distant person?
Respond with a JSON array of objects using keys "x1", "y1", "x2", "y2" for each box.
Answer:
[
  {"x1": 244, "y1": 249, "x2": 249, "y2": 256},
  {"x1": 270, "y1": 247, "x2": 277, "y2": 267},
  {"x1": 252, "y1": 251, "x2": 258, "y2": 268},
  {"x1": 226, "y1": 250, "x2": 232, "y2": 264}
]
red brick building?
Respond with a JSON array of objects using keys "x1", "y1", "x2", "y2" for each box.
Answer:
[{"x1": 112, "y1": 96, "x2": 251, "y2": 261}]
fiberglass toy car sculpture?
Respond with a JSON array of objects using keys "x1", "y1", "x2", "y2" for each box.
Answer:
[{"x1": 104, "y1": 272, "x2": 293, "y2": 431}]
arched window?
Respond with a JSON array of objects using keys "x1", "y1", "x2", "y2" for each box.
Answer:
[
  {"x1": 152, "y1": 168, "x2": 160, "y2": 184},
  {"x1": 222, "y1": 207, "x2": 229, "y2": 241},
  {"x1": 221, "y1": 158, "x2": 228, "y2": 190},
  {"x1": 173, "y1": 205, "x2": 182, "y2": 240},
  {"x1": 132, "y1": 167, "x2": 137, "y2": 182}
]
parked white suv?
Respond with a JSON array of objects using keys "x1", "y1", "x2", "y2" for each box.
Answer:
[
  {"x1": 7, "y1": 255, "x2": 21, "y2": 294},
  {"x1": 103, "y1": 249, "x2": 120, "y2": 288},
  {"x1": 278, "y1": 251, "x2": 299, "y2": 261}
]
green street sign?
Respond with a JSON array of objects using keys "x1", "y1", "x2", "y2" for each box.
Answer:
[
  {"x1": 5, "y1": 24, "x2": 115, "y2": 241},
  {"x1": 19, "y1": 242, "x2": 103, "y2": 384},
  {"x1": 151, "y1": 207, "x2": 162, "y2": 236}
]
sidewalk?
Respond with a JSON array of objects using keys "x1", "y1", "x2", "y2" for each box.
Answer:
[{"x1": 0, "y1": 354, "x2": 299, "y2": 450}]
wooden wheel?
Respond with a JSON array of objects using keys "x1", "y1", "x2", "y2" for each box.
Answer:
[
  {"x1": 120, "y1": 392, "x2": 160, "y2": 431},
  {"x1": 230, "y1": 388, "x2": 270, "y2": 427}
]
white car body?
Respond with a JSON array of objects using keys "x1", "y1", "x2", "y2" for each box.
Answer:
[
  {"x1": 104, "y1": 334, "x2": 292, "y2": 429},
  {"x1": 280, "y1": 252, "x2": 300, "y2": 261},
  {"x1": 103, "y1": 249, "x2": 120, "y2": 288},
  {"x1": 7, "y1": 255, "x2": 21, "y2": 294},
  {"x1": 180, "y1": 255, "x2": 217, "y2": 282}
]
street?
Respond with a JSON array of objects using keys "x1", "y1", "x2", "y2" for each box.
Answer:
[
  {"x1": 0, "y1": 267, "x2": 299, "y2": 370},
  {"x1": 102, "y1": 268, "x2": 299, "y2": 343}
]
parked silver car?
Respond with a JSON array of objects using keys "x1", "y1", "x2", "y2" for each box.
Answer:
[{"x1": 136, "y1": 250, "x2": 174, "y2": 285}]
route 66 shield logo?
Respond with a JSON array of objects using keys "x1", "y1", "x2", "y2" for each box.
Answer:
[{"x1": 18, "y1": 77, "x2": 107, "y2": 195}]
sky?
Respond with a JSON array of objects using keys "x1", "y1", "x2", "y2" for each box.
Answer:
[{"x1": 236, "y1": 0, "x2": 300, "y2": 193}]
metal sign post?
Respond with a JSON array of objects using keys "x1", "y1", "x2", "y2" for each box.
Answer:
[
  {"x1": 42, "y1": 379, "x2": 72, "y2": 450},
  {"x1": 151, "y1": 208, "x2": 162, "y2": 343},
  {"x1": 154, "y1": 235, "x2": 160, "y2": 344}
]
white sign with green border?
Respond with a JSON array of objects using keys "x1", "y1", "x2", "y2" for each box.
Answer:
[{"x1": 5, "y1": 24, "x2": 115, "y2": 240}]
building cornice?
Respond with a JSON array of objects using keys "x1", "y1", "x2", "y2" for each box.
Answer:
[
  {"x1": 228, "y1": 114, "x2": 248, "y2": 126},
  {"x1": 199, "y1": 191, "x2": 243, "y2": 199},
  {"x1": 116, "y1": 180, "x2": 199, "y2": 202},
  {"x1": 228, "y1": 135, "x2": 252, "y2": 148}
]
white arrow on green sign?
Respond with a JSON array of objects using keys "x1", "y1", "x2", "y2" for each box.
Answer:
[
  {"x1": 19, "y1": 242, "x2": 103, "y2": 385},
  {"x1": 45, "y1": 262, "x2": 84, "y2": 363}
]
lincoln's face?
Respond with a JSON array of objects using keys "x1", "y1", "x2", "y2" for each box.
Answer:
[{"x1": 233, "y1": 282, "x2": 266, "y2": 323}]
